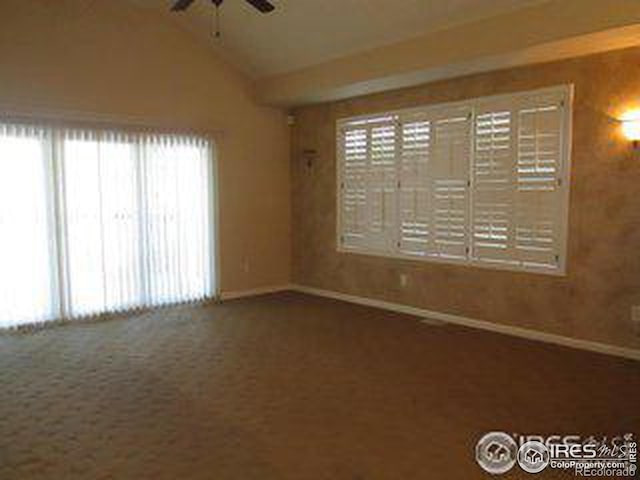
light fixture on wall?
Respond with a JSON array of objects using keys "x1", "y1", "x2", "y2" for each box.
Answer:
[
  {"x1": 302, "y1": 148, "x2": 317, "y2": 169},
  {"x1": 621, "y1": 109, "x2": 640, "y2": 149}
]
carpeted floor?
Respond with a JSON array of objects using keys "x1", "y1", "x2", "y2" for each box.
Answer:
[{"x1": 0, "y1": 292, "x2": 638, "y2": 479}]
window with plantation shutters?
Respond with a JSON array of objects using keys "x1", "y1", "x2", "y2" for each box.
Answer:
[{"x1": 337, "y1": 85, "x2": 571, "y2": 275}]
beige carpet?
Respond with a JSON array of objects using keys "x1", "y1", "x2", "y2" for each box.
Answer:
[{"x1": 0, "y1": 292, "x2": 638, "y2": 479}]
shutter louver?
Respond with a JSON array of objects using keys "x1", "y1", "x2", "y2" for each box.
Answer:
[
  {"x1": 430, "y1": 106, "x2": 471, "y2": 259},
  {"x1": 398, "y1": 113, "x2": 431, "y2": 256}
]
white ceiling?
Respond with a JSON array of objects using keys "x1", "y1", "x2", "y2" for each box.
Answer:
[{"x1": 131, "y1": 0, "x2": 549, "y2": 77}]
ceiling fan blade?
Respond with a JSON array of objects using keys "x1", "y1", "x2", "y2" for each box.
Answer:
[
  {"x1": 244, "y1": 0, "x2": 275, "y2": 13},
  {"x1": 171, "y1": 0, "x2": 196, "y2": 11}
]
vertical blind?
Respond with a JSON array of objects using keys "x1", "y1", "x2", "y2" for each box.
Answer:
[
  {"x1": 337, "y1": 85, "x2": 571, "y2": 275},
  {"x1": 0, "y1": 121, "x2": 216, "y2": 329}
]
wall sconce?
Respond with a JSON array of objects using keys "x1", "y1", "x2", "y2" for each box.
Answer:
[
  {"x1": 621, "y1": 109, "x2": 640, "y2": 149},
  {"x1": 301, "y1": 148, "x2": 317, "y2": 169}
]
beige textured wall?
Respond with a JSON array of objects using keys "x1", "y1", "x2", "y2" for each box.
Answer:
[
  {"x1": 291, "y1": 47, "x2": 640, "y2": 350},
  {"x1": 0, "y1": 0, "x2": 291, "y2": 294}
]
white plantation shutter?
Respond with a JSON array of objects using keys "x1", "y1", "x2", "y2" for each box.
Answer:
[
  {"x1": 367, "y1": 119, "x2": 397, "y2": 251},
  {"x1": 338, "y1": 116, "x2": 397, "y2": 252},
  {"x1": 337, "y1": 85, "x2": 571, "y2": 275},
  {"x1": 514, "y1": 92, "x2": 566, "y2": 268},
  {"x1": 430, "y1": 105, "x2": 472, "y2": 259},
  {"x1": 397, "y1": 112, "x2": 431, "y2": 256},
  {"x1": 471, "y1": 91, "x2": 567, "y2": 269},
  {"x1": 472, "y1": 100, "x2": 516, "y2": 264},
  {"x1": 340, "y1": 126, "x2": 368, "y2": 249}
]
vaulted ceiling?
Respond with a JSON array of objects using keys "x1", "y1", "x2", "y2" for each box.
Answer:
[
  {"x1": 130, "y1": 0, "x2": 549, "y2": 77},
  {"x1": 129, "y1": 0, "x2": 640, "y2": 106}
]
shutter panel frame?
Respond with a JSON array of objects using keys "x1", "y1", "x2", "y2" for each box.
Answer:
[
  {"x1": 471, "y1": 97, "x2": 518, "y2": 266},
  {"x1": 397, "y1": 111, "x2": 433, "y2": 257},
  {"x1": 429, "y1": 103, "x2": 473, "y2": 260}
]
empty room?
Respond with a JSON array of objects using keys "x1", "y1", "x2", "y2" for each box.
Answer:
[{"x1": 1, "y1": 0, "x2": 639, "y2": 478}]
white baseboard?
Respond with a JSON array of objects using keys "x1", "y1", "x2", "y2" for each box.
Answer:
[
  {"x1": 219, "y1": 284, "x2": 293, "y2": 301},
  {"x1": 290, "y1": 284, "x2": 640, "y2": 362}
]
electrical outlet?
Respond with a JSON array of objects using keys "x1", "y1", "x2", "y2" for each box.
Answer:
[
  {"x1": 399, "y1": 273, "x2": 408, "y2": 288},
  {"x1": 243, "y1": 258, "x2": 250, "y2": 274}
]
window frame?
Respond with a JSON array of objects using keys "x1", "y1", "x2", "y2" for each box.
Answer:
[{"x1": 336, "y1": 84, "x2": 573, "y2": 276}]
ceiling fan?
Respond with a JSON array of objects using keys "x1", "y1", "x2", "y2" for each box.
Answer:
[
  {"x1": 170, "y1": 0, "x2": 274, "y2": 37},
  {"x1": 170, "y1": 0, "x2": 274, "y2": 13}
]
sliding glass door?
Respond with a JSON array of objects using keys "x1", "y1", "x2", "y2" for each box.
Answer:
[{"x1": 0, "y1": 121, "x2": 217, "y2": 328}]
